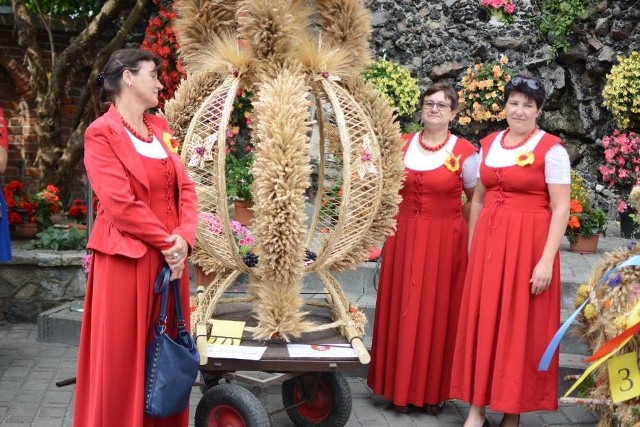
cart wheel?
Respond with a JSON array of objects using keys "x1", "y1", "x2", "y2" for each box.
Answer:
[
  {"x1": 194, "y1": 383, "x2": 270, "y2": 427},
  {"x1": 281, "y1": 372, "x2": 352, "y2": 427}
]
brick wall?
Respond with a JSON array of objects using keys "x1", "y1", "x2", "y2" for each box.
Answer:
[{"x1": 0, "y1": 10, "x2": 88, "y2": 197}]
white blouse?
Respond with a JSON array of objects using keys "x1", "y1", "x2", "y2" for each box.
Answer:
[
  {"x1": 404, "y1": 133, "x2": 480, "y2": 189},
  {"x1": 480, "y1": 130, "x2": 570, "y2": 184},
  {"x1": 127, "y1": 131, "x2": 168, "y2": 159}
]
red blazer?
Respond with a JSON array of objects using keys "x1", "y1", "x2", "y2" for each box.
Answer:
[{"x1": 84, "y1": 105, "x2": 198, "y2": 258}]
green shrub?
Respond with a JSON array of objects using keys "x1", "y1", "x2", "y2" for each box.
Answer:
[
  {"x1": 362, "y1": 58, "x2": 420, "y2": 117},
  {"x1": 539, "y1": 0, "x2": 592, "y2": 52},
  {"x1": 28, "y1": 226, "x2": 87, "y2": 251}
]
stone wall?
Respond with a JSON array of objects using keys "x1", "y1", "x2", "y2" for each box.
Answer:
[
  {"x1": 368, "y1": 0, "x2": 639, "y2": 179},
  {"x1": 0, "y1": 243, "x2": 85, "y2": 323}
]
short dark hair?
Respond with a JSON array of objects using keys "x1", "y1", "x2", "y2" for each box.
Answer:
[
  {"x1": 419, "y1": 83, "x2": 460, "y2": 110},
  {"x1": 92, "y1": 48, "x2": 162, "y2": 115},
  {"x1": 503, "y1": 73, "x2": 546, "y2": 109}
]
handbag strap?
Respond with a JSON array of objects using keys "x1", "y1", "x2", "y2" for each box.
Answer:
[{"x1": 153, "y1": 265, "x2": 187, "y2": 334}]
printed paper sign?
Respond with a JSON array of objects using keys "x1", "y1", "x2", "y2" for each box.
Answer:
[
  {"x1": 207, "y1": 319, "x2": 245, "y2": 346},
  {"x1": 207, "y1": 345, "x2": 267, "y2": 360},
  {"x1": 286, "y1": 343, "x2": 357, "y2": 358},
  {"x1": 608, "y1": 352, "x2": 640, "y2": 403}
]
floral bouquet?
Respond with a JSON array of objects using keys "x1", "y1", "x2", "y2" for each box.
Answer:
[
  {"x1": 362, "y1": 58, "x2": 420, "y2": 117},
  {"x1": 565, "y1": 170, "x2": 607, "y2": 244},
  {"x1": 457, "y1": 55, "x2": 512, "y2": 125},
  {"x1": 481, "y1": 0, "x2": 516, "y2": 24},
  {"x1": 3, "y1": 180, "x2": 61, "y2": 228},
  {"x1": 225, "y1": 89, "x2": 254, "y2": 202},
  {"x1": 598, "y1": 130, "x2": 640, "y2": 213}
]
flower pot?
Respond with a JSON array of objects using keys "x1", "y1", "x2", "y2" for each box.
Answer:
[
  {"x1": 69, "y1": 223, "x2": 88, "y2": 232},
  {"x1": 10, "y1": 223, "x2": 39, "y2": 239},
  {"x1": 194, "y1": 264, "x2": 216, "y2": 287},
  {"x1": 569, "y1": 234, "x2": 600, "y2": 254},
  {"x1": 620, "y1": 210, "x2": 640, "y2": 239},
  {"x1": 233, "y1": 200, "x2": 254, "y2": 226}
]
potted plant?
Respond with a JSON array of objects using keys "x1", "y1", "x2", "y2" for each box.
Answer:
[
  {"x1": 598, "y1": 129, "x2": 640, "y2": 238},
  {"x1": 225, "y1": 89, "x2": 255, "y2": 225},
  {"x1": 565, "y1": 170, "x2": 608, "y2": 253},
  {"x1": 3, "y1": 180, "x2": 61, "y2": 237}
]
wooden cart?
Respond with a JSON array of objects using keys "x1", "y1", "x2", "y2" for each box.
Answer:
[{"x1": 194, "y1": 301, "x2": 364, "y2": 427}]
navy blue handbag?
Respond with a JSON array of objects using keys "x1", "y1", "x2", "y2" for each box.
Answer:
[{"x1": 144, "y1": 265, "x2": 199, "y2": 417}]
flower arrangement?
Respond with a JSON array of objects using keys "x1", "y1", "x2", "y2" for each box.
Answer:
[
  {"x1": 571, "y1": 241, "x2": 640, "y2": 425},
  {"x1": 481, "y1": 0, "x2": 516, "y2": 24},
  {"x1": 457, "y1": 56, "x2": 512, "y2": 125},
  {"x1": 225, "y1": 89, "x2": 254, "y2": 201},
  {"x1": 598, "y1": 129, "x2": 640, "y2": 212},
  {"x1": 3, "y1": 181, "x2": 61, "y2": 228},
  {"x1": 602, "y1": 51, "x2": 640, "y2": 130},
  {"x1": 565, "y1": 170, "x2": 607, "y2": 244},
  {"x1": 141, "y1": 0, "x2": 184, "y2": 109},
  {"x1": 67, "y1": 199, "x2": 88, "y2": 224},
  {"x1": 362, "y1": 58, "x2": 420, "y2": 117},
  {"x1": 199, "y1": 212, "x2": 255, "y2": 254}
]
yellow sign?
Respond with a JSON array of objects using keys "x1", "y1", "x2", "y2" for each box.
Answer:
[
  {"x1": 608, "y1": 352, "x2": 640, "y2": 403},
  {"x1": 207, "y1": 319, "x2": 245, "y2": 346}
]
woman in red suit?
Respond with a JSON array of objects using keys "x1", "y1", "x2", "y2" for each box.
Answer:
[
  {"x1": 73, "y1": 49, "x2": 198, "y2": 427},
  {"x1": 368, "y1": 83, "x2": 478, "y2": 414},
  {"x1": 450, "y1": 74, "x2": 570, "y2": 427}
]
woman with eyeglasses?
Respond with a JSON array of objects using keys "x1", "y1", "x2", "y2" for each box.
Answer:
[
  {"x1": 449, "y1": 74, "x2": 570, "y2": 427},
  {"x1": 368, "y1": 83, "x2": 479, "y2": 415}
]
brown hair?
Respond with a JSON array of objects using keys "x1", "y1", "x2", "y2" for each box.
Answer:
[
  {"x1": 503, "y1": 73, "x2": 546, "y2": 109},
  {"x1": 419, "y1": 83, "x2": 460, "y2": 110},
  {"x1": 92, "y1": 48, "x2": 162, "y2": 115}
]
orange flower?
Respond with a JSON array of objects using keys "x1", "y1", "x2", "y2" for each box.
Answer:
[
  {"x1": 515, "y1": 151, "x2": 534, "y2": 167},
  {"x1": 568, "y1": 215, "x2": 581, "y2": 229},
  {"x1": 444, "y1": 153, "x2": 461, "y2": 172},
  {"x1": 570, "y1": 199, "x2": 583, "y2": 213}
]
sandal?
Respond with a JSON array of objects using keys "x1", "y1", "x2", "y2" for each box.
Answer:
[
  {"x1": 393, "y1": 404, "x2": 410, "y2": 413},
  {"x1": 423, "y1": 401, "x2": 445, "y2": 415}
]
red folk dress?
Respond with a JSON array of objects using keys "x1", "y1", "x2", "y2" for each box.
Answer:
[
  {"x1": 367, "y1": 133, "x2": 477, "y2": 407},
  {"x1": 450, "y1": 131, "x2": 562, "y2": 413},
  {"x1": 74, "y1": 109, "x2": 197, "y2": 427}
]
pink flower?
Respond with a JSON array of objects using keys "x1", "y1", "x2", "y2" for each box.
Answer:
[
  {"x1": 230, "y1": 220, "x2": 243, "y2": 234},
  {"x1": 503, "y1": 2, "x2": 515, "y2": 13},
  {"x1": 618, "y1": 199, "x2": 629, "y2": 213}
]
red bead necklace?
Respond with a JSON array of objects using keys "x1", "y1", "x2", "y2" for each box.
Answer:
[
  {"x1": 499, "y1": 127, "x2": 538, "y2": 150},
  {"x1": 418, "y1": 130, "x2": 451, "y2": 152},
  {"x1": 121, "y1": 115, "x2": 153, "y2": 143}
]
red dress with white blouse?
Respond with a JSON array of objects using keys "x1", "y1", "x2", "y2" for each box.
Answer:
[
  {"x1": 450, "y1": 131, "x2": 563, "y2": 413},
  {"x1": 367, "y1": 133, "x2": 477, "y2": 407}
]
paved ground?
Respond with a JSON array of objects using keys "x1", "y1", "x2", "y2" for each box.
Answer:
[{"x1": 0, "y1": 224, "x2": 632, "y2": 426}]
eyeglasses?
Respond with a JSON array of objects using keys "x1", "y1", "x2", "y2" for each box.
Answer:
[
  {"x1": 423, "y1": 101, "x2": 451, "y2": 111},
  {"x1": 511, "y1": 76, "x2": 541, "y2": 90}
]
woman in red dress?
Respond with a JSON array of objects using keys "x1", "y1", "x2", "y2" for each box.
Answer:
[
  {"x1": 73, "y1": 49, "x2": 198, "y2": 427},
  {"x1": 450, "y1": 74, "x2": 570, "y2": 427},
  {"x1": 368, "y1": 83, "x2": 478, "y2": 414}
]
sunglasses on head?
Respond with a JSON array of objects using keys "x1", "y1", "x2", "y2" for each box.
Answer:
[{"x1": 511, "y1": 76, "x2": 541, "y2": 90}]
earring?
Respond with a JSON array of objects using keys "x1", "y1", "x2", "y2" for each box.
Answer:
[{"x1": 128, "y1": 82, "x2": 132, "y2": 88}]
